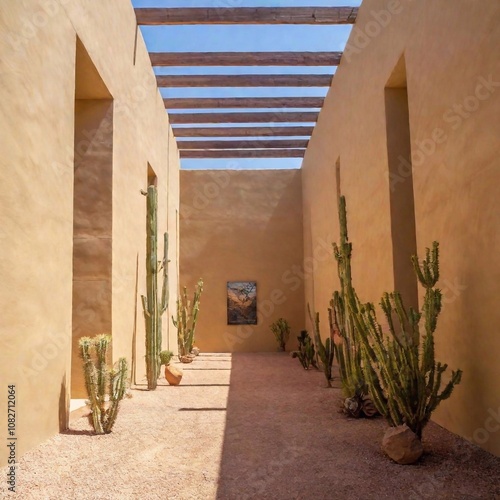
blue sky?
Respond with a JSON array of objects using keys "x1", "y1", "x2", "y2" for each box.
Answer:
[{"x1": 131, "y1": 0, "x2": 362, "y2": 169}]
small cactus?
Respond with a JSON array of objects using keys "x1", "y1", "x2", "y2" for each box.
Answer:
[
  {"x1": 292, "y1": 330, "x2": 317, "y2": 370},
  {"x1": 270, "y1": 318, "x2": 291, "y2": 351},
  {"x1": 79, "y1": 335, "x2": 128, "y2": 434},
  {"x1": 173, "y1": 279, "x2": 203, "y2": 358},
  {"x1": 307, "y1": 304, "x2": 334, "y2": 387}
]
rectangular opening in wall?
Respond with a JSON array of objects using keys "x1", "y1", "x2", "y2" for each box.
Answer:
[
  {"x1": 71, "y1": 38, "x2": 114, "y2": 400},
  {"x1": 385, "y1": 54, "x2": 418, "y2": 310}
]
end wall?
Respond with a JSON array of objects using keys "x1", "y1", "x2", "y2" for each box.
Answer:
[{"x1": 180, "y1": 170, "x2": 305, "y2": 352}]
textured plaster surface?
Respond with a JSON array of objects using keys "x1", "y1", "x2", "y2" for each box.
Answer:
[
  {"x1": 302, "y1": 0, "x2": 500, "y2": 455},
  {"x1": 180, "y1": 170, "x2": 305, "y2": 353},
  {"x1": 0, "y1": 0, "x2": 179, "y2": 465}
]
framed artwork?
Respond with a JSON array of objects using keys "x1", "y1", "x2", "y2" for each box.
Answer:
[{"x1": 227, "y1": 281, "x2": 257, "y2": 325}]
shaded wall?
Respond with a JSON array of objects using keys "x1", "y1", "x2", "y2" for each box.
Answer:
[
  {"x1": 180, "y1": 170, "x2": 305, "y2": 353},
  {"x1": 0, "y1": 0, "x2": 180, "y2": 465},
  {"x1": 302, "y1": 0, "x2": 500, "y2": 456}
]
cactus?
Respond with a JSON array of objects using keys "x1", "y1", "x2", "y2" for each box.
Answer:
[
  {"x1": 330, "y1": 196, "x2": 371, "y2": 416},
  {"x1": 141, "y1": 185, "x2": 169, "y2": 390},
  {"x1": 270, "y1": 318, "x2": 291, "y2": 351},
  {"x1": 291, "y1": 330, "x2": 317, "y2": 370},
  {"x1": 331, "y1": 197, "x2": 362, "y2": 397},
  {"x1": 79, "y1": 335, "x2": 128, "y2": 434},
  {"x1": 353, "y1": 241, "x2": 462, "y2": 438},
  {"x1": 307, "y1": 304, "x2": 334, "y2": 387},
  {"x1": 173, "y1": 279, "x2": 203, "y2": 358}
]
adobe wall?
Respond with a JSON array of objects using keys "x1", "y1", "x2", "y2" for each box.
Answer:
[
  {"x1": 0, "y1": 0, "x2": 180, "y2": 465},
  {"x1": 302, "y1": 0, "x2": 500, "y2": 456}
]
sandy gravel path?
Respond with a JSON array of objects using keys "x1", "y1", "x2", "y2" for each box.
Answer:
[{"x1": 1, "y1": 352, "x2": 499, "y2": 499}]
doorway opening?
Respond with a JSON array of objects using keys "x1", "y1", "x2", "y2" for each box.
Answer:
[
  {"x1": 385, "y1": 54, "x2": 418, "y2": 311},
  {"x1": 71, "y1": 39, "x2": 114, "y2": 405}
]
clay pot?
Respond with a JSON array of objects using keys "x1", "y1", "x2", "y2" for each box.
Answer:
[{"x1": 164, "y1": 364, "x2": 183, "y2": 386}]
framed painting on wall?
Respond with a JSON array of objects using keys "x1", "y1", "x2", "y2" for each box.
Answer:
[{"x1": 227, "y1": 281, "x2": 257, "y2": 325}]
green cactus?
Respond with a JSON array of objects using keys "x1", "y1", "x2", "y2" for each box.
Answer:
[
  {"x1": 330, "y1": 196, "x2": 370, "y2": 415},
  {"x1": 173, "y1": 279, "x2": 203, "y2": 358},
  {"x1": 291, "y1": 330, "x2": 317, "y2": 370},
  {"x1": 141, "y1": 185, "x2": 169, "y2": 390},
  {"x1": 79, "y1": 335, "x2": 128, "y2": 434},
  {"x1": 353, "y1": 241, "x2": 462, "y2": 438},
  {"x1": 270, "y1": 318, "x2": 291, "y2": 351},
  {"x1": 307, "y1": 304, "x2": 334, "y2": 387}
]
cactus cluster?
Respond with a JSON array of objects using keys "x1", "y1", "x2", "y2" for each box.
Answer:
[
  {"x1": 355, "y1": 241, "x2": 463, "y2": 438},
  {"x1": 270, "y1": 318, "x2": 291, "y2": 351},
  {"x1": 307, "y1": 304, "x2": 335, "y2": 387},
  {"x1": 291, "y1": 330, "x2": 317, "y2": 370},
  {"x1": 173, "y1": 279, "x2": 203, "y2": 358},
  {"x1": 330, "y1": 195, "x2": 462, "y2": 437},
  {"x1": 141, "y1": 185, "x2": 169, "y2": 390},
  {"x1": 79, "y1": 335, "x2": 128, "y2": 435}
]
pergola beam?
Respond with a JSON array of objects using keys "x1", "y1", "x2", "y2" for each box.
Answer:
[
  {"x1": 164, "y1": 97, "x2": 324, "y2": 109},
  {"x1": 136, "y1": 7, "x2": 358, "y2": 25},
  {"x1": 150, "y1": 52, "x2": 342, "y2": 67},
  {"x1": 177, "y1": 139, "x2": 309, "y2": 150},
  {"x1": 168, "y1": 112, "x2": 318, "y2": 124},
  {"x1": 180, "y1": 149, "x2": 306, "y2": 159},
  {"x1": 157, "y1": 74, "x2": 333, "y2": 88},
  {"x1": 172, "y1": 127, "x2": 314, "y2": 138}
]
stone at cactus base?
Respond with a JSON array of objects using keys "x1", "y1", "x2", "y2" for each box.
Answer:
[
  {"x1": 191, "y1": 347, "x2": 200, "y2": 356},
  {"x1": 165, "y1": 364, "x2": 183, "y2": 386},
  {"x1": 179, "y1": 355, "x2": 194, "y2": 364},
  {"x1": 382, "y1": 425, "x2": 423, "y2": 465}
]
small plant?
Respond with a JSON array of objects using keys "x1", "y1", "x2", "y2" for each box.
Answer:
[
  {"x1": 307, "y1": 304, "x2": 334, "y2": 387},
  {"x1": 270, "y1": 318, "x2": 290, "y2": 351},
  {"x1": 173, "y1": 279, "x2": 204, "y2": 360},
  {"x1": 79, "y1": 335, "x2": 128, "y2": 435},
  {"x1": 291, "y1": 330, "x2": 317, "y2": 370},
  {"x1": 355, "y1": 241, "x2": 463, "y2": 438},
  {"x1": 159, "y1": 350, "x2": 174, "y2": 366},
  {"x1": 141, "y1": 185, "x2": 169, "y2": 390}
]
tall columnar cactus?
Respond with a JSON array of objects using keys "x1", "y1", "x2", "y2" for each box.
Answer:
[
  {"x1": 331, "y1": 196, "x2": 370, "y2": 415},
  {"x1": 173, "y1": 279, "x2": 203, "y2": 358},
  {"x1": 353, "y1": 241, "x2": 463, "y2": 438},
  {"x1": 141, "y1": 185, "x2": 169, "y2": 390},
  {"x1": 79, "y1": 335, "x2": 128, "y2": 434},
  {"x1": 307, "y1": 304, "x2": 334, "y2": 387}
]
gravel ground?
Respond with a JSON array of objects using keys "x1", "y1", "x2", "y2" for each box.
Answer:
[{"x1": 1, "y1": 352, "x2": 499, "y2": 500}]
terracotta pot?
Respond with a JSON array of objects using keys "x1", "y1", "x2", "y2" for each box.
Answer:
[{"x1": 164, "y1": 364, "x2": 183, "y2": 385}]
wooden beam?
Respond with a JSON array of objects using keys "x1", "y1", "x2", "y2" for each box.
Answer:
[
  {"x1": 164, "y1": 97, "x2": 324, "y2": 109},
  {"x1": 135, "y1": 7, "x2": 358, "y2": 25},
  {"x1": 150, "y1": 52, "x2": 342, "y2": 67},
  {"x1": 172, "y1": 126, "x2": 314, "y2": 138},
  {"x1": 169, "y1": 112, "x2": 319, "y2": 124},
  {"x1": 157, "y1": 74, "x2": 333, "y2": 88},
  {"x1": 180, "y1": 149, "x2": 306, "y2": 159},
  {"x1": 177, "y1": 139, "x2": 309, "y2": 150}
]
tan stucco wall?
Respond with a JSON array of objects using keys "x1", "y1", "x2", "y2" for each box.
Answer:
[
  {"x1": 0, "y1": 0, "x2": 180, "y2": 466},
  {"x1": 302, "y1": 0, "x2": 500, "y2": 456},
  {"x1": 180, "y1": 170, "x2": 305, "y2": 353}
]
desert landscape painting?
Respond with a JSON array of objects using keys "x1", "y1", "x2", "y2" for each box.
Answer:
[{"x1": 227, "y1": 281, "x2": 257, "y2": 325}]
